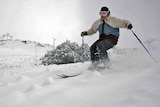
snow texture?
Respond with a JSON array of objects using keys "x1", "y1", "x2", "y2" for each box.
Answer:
[{"x1": 0, "y1": 39, "x2": 160, "y2": 107}]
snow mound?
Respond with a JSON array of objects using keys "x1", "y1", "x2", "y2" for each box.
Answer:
[
  {"x1": 42, "y1": 77, "x2": 55, "y2": 86},
  {"x1": 25, "y1": 84, "x2": 42, "y2": 92},
  {"x1": 0, "y1": 39, "x2": 160, "y2": 107}
]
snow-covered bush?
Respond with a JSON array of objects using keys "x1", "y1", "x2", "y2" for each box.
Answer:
[{"x1": 41, "y1": 40, "x2": 90, "y2": 65}]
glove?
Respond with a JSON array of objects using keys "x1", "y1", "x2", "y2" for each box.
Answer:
[
  {"x1": 81, "y1": 31, "x2": 87, "y2": 36},
  {"x1": 127, "y1": 24, "x2": 133, "y2": 29}
]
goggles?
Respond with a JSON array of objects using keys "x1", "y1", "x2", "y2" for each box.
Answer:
[{"x1": 99, "y1": 11, "x2": 109, "y2": 16}]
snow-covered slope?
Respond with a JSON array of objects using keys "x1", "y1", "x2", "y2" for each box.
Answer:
[
  {"x1": 0, "y1": 39, "x2": 159, "y2": 107},
  {"x1": 0, "y1": 40, "x2": 52, "y2": 73}
]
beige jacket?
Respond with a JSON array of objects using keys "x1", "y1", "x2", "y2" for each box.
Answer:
[{"x1": 86, "y1": 15, "x2": 132, "y2": 35}]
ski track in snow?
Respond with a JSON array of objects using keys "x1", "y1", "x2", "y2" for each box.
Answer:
[{"x1": 0, "y1": 40, "x2": 160, "y2": 107}]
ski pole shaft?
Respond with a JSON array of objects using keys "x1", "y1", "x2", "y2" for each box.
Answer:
[
  {"x1": 131, "y1": 30, "x2": 157, "y2": 63},
  {"x1": 82, "y1": 36, "x2": 85, "y2": 63}
]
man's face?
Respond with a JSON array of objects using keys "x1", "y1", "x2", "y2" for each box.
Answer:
[
  {"x1": 101, "y1": 15, "x2": 108, "y2": 20},
  {"x1": 99, "y1": 11, "x2": 108, "y2": 20}
]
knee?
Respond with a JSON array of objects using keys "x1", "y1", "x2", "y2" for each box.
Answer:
[
  {"x1": 97, "y1": 40, "x2": 114, "y2": 51},
  {"x1": 96, "y1": 42, "x2": 105, "y2": 51}
]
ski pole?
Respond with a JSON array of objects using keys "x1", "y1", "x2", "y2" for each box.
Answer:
[
  {"x1": 82, "y1": 36, "x2": 85, "y2": 63},
  {"x1": 131, "y1": 29, "x2": 157, "y2": 63}
]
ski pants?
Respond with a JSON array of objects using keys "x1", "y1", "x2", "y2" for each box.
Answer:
[{"x1": 90, "y1": 39, "x2": 115, "y2": 62}]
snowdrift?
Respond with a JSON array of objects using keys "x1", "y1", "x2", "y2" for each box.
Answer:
[{"x1": 0, "y1": 39, "x2": 160, "y2": 107}]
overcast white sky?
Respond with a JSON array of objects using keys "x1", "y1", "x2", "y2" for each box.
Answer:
[{"x1": 0, "y1": 0, "x2": 160, "y2": 47}]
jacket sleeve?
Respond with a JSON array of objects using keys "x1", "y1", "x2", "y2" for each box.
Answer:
[
  {"x1": 107, "y1": 16, "x2": 132, "y2": 28},
  {"x1": 86, "y1": 20, "x2": 101, "y2": 35}
]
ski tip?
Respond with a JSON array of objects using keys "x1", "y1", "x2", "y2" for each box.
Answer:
[{"x1": 57, "y1": 73, "x2": 82, "y2": 78}]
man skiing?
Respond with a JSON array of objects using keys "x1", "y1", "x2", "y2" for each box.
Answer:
[{"x1": 81, "y1": 6, "x2": 133, "y2": 70}]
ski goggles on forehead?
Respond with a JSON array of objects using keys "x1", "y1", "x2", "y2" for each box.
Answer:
[{"x1": 99, "y1": 11, "x2": 109, "y2": 16}]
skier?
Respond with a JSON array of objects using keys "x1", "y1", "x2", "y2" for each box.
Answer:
[{"x1": 81, "y1": 6, "x2": 133, "y2": 70}]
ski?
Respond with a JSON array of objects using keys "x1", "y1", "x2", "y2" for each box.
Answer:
[{"x1": 57, "y1": 73, "x2": 82, "y2": 78}]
